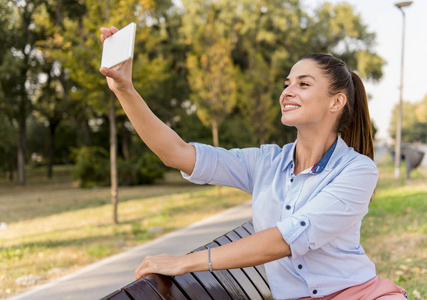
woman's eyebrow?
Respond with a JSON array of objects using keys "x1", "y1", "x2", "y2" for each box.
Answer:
[{"x1": 285, "y1": 74, "x2": 316, "y2": 82}]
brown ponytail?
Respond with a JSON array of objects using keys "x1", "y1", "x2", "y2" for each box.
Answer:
[
  {"x1": 340, "y1": 72, "x2": 374, "y2": 160},
  {"x1": 300, "y1": 54, "x2": 374, "y2": 160}
]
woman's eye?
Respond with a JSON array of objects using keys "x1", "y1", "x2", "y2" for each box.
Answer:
[
  {"x1": 283, "y1": 84, "x2": 289, "y2": 89},
  {"x1": 300, "y1": 82, "x2": 309, "y2": 87}
]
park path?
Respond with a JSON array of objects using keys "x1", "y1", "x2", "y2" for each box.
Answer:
[{"x1": 8, "y1": 202, "x2": 252, "y2": 300}]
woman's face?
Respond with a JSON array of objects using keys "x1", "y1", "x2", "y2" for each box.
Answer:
[{"x1": 279, "y1": 59, "x2": 336, "y2": 129}]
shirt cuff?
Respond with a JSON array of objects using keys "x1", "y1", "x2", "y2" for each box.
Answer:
[
  {"x1": 277, "y1": 216, "x2": 310, "y2": 259},
  {"x1": 181, "y1": 143, "x2": 217, "y2": 185}
]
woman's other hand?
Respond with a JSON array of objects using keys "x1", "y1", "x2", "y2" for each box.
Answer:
[{"x1": 134, "y1": 254, "x2": 187, "y2": 280}]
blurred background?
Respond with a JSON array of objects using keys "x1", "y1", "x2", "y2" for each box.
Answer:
[
  {"x1": 0, "y1": 0, "x2": 426, "y2": 299},
  {"x1": 1, "y1": 0, "x2": 426, "y2": 187}
]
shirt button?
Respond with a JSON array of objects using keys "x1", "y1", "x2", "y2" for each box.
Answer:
[
  {"x1": 313, "y1": 290, "x2": 318, "y2": 295},
  {"x1": 298, "y1": 264, "x2": 303, "y2": 269},
  {"x1": 300, "y1": 221, "x2": 306, "y2": 226},
  {"x1": 285, "y1": 205, "x2": 291, "y2": 210},
  {"x1": 290, "y1": 178, "x2": 294, "y2": 182}
]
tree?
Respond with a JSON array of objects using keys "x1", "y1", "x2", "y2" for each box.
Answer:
[
  {"x1": 236, "y1": 52, "x2": 278, "y2": 145},
  {"x1": 182, "y1": 0, "x2": 237, "y2": 147},
  {"x1": 180, "y1": 0, "x2": 384, "y2": 146},
  {"x1": 415, "y1": 94, "x2": 427, "y2": 124},
  {"x1": 187, "y1": 40, "x2": 237, "y2": 147},
  {"x1": 0, "y1": 111, "x2": 17, "y2": 181},
  {"x1": 43, "y1": 0, "x2": 177, "y2": 224},
  {"x1": 306, "y1": 2, "x2": 385, "y2": 79},
  {"x1": 32, "y1": 58, "x2": 71, "y2": 177},
  {"x1": 389, "y1": 101, "x2": 417, "y2": 143},
  {"x1": 72, "y1": 0, "x2": 139, "y2": 224},
  {"x1": 30, "y1": 0, "x2": 87, "y2": 178},
  {"x1": 0, "y1": 0, "x2": 46, "y2": 185},
  {"x1": 389, "y1": 94, "x2": 427, "y2": 143},
  {"x1": 232, "y1": 0, "x2": 305, "y2": 144}
]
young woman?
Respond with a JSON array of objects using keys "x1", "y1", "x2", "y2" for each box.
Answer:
[{"x1": 100, "y1": 26, "x2": 406, "y2": 299}]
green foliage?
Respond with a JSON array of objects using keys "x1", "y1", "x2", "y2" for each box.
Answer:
[
  {"x1": 389, "y1": 95, "x2": 427, "y2": 143},
  {"x1": 71, "y1": 146, "x2": 110, "y2": 187},
  {"x1": 180, "y1": 0, "x2": 384, "y2": 146},
  {"x1": 1, "y1": 0, "x2": 386, "y2": 187},
  {"x1": 0, "y1": 111, "x2": 16, "y2": 177},
  {"x1": 72, "y1": 146, "x2": 164, "y2": 187},
  {"x1": 307, "y1": 2, "x2": 385, "y2": 79},
  {"x1": 183, "y1": 2, "x2": 238, "y2": 147},
  {"x1": 118, "y1": 153, "x2": 165, "y2": 186}
]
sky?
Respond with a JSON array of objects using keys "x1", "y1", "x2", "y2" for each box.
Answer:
[{"x1": 305, "y1": 0, "x2": 427, "y2": 142}]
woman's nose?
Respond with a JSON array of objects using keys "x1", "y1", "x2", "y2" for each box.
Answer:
[{"x1": 282, "y1": 85, "x2": 295, "y2": 98}]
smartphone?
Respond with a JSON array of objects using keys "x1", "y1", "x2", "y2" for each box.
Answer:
[{"x1": 101, "y1": 22, "x2": 136, "y2": 69}]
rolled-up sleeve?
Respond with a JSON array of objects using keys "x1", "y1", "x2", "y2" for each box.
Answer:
[
  {"x1": 181, "y1": 143, "x2": 218, "y2": 184},
  {"x1": 181, "y1": 142, "x2": 261, "y2": 194},
  {"x1": 277, "y1": 159, "x2": 378, "y2": 259},
  {"x1": 277, "y1": 216, "x2": 310, "y2": 257}
]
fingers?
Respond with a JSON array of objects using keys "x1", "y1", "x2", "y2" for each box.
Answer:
[
  {"x1": 100, "y1": 26, "x2": 119, "y2": 44},
  {"x1": 99, "y1": 66, "x2": 110, "y2": 77},
  {"x1": 135, "y1": 255, "x2": 153, "y2": 280},
  {"x1": 99, "y1": 59, "x2": 130, "y2": 77},
  {"x1": 99, "y1": 66, "x2": 122, "y2": 82},
  {"x1": 134, "y1": 254, "x2": 178, "y2": 280}
]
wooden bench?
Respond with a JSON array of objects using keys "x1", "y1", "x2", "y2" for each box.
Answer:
[{"x1": 100, "y1": 221, "x2": 273, "y2": 299}]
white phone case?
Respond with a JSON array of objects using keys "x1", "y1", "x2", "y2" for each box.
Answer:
[{"x1": 101, "y1": 22, "x2": 136, "y2": 69}]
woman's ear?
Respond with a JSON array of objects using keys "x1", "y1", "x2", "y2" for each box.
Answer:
[{"x1": 330, "y1": 93, "x2": 347, "y2": 113}]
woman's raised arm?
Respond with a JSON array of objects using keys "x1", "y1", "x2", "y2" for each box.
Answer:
[{"x1": 99, "y1": 27, "x2": 196, "y2": 175}]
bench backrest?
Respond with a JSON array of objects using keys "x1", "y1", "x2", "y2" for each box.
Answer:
[{"x1": 101, "y1": 221, "x2": 273, "y2": 300}]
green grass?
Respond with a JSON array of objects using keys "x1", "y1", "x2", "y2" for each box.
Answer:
[{"x1": 362, "y1": 156, "x2": 427, "y2": 299}]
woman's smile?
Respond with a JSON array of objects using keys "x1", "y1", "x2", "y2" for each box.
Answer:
[{"x1": 282, "y1": 104, "x2": 301, "y2": 111}]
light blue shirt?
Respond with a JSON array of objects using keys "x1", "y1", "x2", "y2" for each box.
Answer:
[{"x1": 182, "y1": 136, "x2": 378, "y2": 299}]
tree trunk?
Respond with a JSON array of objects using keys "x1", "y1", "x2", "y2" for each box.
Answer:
[
  {"x1": 211, "y1": 117, "x2": 219, "y2": 148},
  {"x1": 211, "y1": 117, "x2": 222, "y2": 195},
  {"x1": 47, "y1": 121, "x2": 60, "y2": 178},
  {"x1": 7, "y1": 163, "x2": 14, "y2": 181},
  {"x1": 17, "y1": 119, "x2": 26, "y2": 185},
  {"x1": 109, "y1": 92, "x2": 119, "y2": 224},
  {"x1": 121, "y1": 120, "x2": 130, "y2": 160}
]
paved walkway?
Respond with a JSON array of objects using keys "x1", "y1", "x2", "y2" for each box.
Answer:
[{"x1": 8, "y1": 202, "x2": 252, "y2": 300}]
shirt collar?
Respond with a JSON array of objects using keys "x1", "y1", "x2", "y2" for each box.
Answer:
[
  {"x1": 283, "y1": 137, "x2": 338, "y2": 174},
  {"x1": 311, "y1": 138, "x2": 338, "y2": 174}
]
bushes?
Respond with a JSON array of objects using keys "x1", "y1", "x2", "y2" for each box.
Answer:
[
  {"x1": 118, "y1": 153, "x2": 165, "y2": 186},
  {"x1": 72, "y1": 146, "x2": 164, "y2": 187},
  {"x1": 72, "y1": 146, "x2": 110, "y2": 187}
]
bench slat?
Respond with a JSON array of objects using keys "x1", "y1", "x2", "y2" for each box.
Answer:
[
  {"x1": 204, "y1": 242, "x2": 250, "y2": 300},
  {"x1": 214, "y1": 236, "x2": 263, "y2": 300},
  {"x1": 190, "y1": 246, "x2": 233, "y2": 299},
  {"x1": 122, "y1": 278, "x2": 163, "y2": 299},
  {"x1": 233, "y1": 226, "x2": 269, "y2": 284},
  {"x1": 226, "y1": 231, "x2": 272, "y2": 299},
  {"x1": 144, "y1": 275, "x2": 188, "y2": 299},
  {"x1": 173, "y1": 272, "x2": 212, "y2": 299},
  {"x1": 99, "y1": 289, "x2": 131, "y2": 300},
  {"x1": 242, "y1": 222, "x2": 255, "y2": 234}
]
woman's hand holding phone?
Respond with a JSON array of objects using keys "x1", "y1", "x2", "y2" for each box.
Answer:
[{"x1": 99, "y1": 26, "x2": 134, "y2": 95}]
